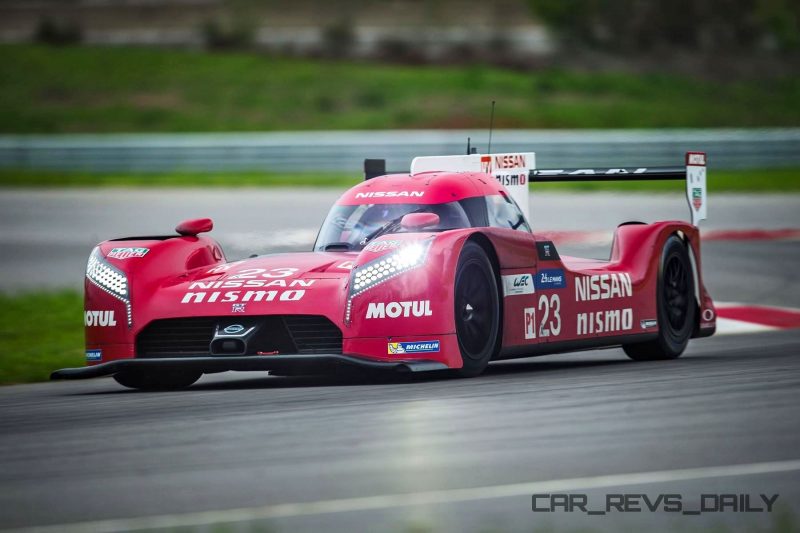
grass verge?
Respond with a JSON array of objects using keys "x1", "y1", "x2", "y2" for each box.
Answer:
[
  {"x1": 0, "y1": 168, "x2": 798, "y2": 192},
  {"x1": 1, "y1": 44, "x2": 799, "y2": 132},
  {"x1": 0, "y1": 291, "x2": 83, "y2": 385}
]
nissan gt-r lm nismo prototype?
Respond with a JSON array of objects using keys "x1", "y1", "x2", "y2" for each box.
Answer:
[{"x1": 52, "y1": 151, "x2": 716, "y2": 390}]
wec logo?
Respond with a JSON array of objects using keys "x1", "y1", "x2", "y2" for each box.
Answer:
[
  {"x1": 366, "y1": 300, "x2": 432, "y2": 319},
  {"x1": 503, "y1": 273, "x2": 535, "y2": 296}
]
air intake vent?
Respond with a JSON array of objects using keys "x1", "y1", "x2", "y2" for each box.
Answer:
[
  {"x1": 284, "y1": 315, "x2": 344, "y2": 354},
  {"x1": 136, "y1": 315, "x2": 342, "y2": 357}
]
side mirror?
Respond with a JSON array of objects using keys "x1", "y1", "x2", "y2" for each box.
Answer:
[
  {"x1": 176, "y1": 218, "x2": 213, "y2": 237},
  {"x1": 400, "y1": 212, "x2": 440, "y2": 231}
]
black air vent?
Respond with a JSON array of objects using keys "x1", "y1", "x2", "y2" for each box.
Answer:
[
  {"x1": 136, "y1": 315, "x2": 342, "y2": 357},
  {"x1": 284, "y1": 315, "x2": 344, "y2": 354}
]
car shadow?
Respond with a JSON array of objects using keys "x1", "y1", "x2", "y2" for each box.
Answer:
[
  {"x1": 183, "y1": 355, "x2": 636, "y2": 391},
  {"x1": 68, "y1": 352, "x2": 722, "y2": 395}
]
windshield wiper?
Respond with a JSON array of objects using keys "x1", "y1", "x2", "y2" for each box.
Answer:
[
  {"x1": 359, "y1": 209, "x2": 423, "y2": 246},
  {"x1": 323, "y1": 241, "x2": 354, "y2": 251}
]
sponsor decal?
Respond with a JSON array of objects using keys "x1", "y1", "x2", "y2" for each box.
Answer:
[
  {"x1": 223, "y1": 324, "x2": 245, "y2": 335},
  {"x1": 84, "y1": 310, "x2": 117, "y2": 327},
  {"x1": 231, "y1": 303, "x2": 246, "y2": 313},
  {"x1": 535, "y1": 269, "x2": 567, "y2": 290},
  {"x1": 182, "y1": 290, "x2": 306, "y2": 304},
  {"x1": 640, "y1": 319, "x2": 658, "y2": 329},
  {"x1": 692, "y1": 187, "x2": 703, "y2": 211},
  {"x1": 575, "y1": 273, "x2": 632, "y2": 302},
  {"x1": 107, "y1": 247, "x2": 149, "y2": 260},
  {"x1": 481, "y1": 154, "x2": 529, "y2": 187},
  {"x1": 387, "y1": 340, "x2": 440, "y2": 355},
  {"x1": 85, "y1": 349, "x2": 102, "y2": 362},
  {"x1": 503, "y1": 273, "x2": 535, "y2": 297},
  {"x1": 187, "y1": 279, "x2": 314, "y2": 289},
  {"x1": 532, "y1": 168, "x2": 648, "y2": 177},
  {"x1": 536, "y1": 241, "x2": 560, "y2": 261},
  {"x1": 183, "y1": 278, "x2": 315, "y2": 303},
  {"x1": 577, "y1": 308, "x2": 633, "y2": 335},
  {"x1": 366, "y1": 300, "x2": 432, "y2": 319},
  {"x1": 524, "y1": 307, "x2": 536, "y2": 339},
  {"x1": 355, "y1": 191, "x2": 424, "y2": 198},
  {"x1": 494, "y1": 173, "x2": 527, "y2": 187},
  {"x1": 365, "y1": 240, "x2": 403, "y2": 253},
  {"x1": 481, "y1": 154, "x2": 528, "y2": 172},
  {"x1": 702, "y1": 308, "x2": 715, "y2": 321},
  {"x1": 687, "y1": 153, "x2": 707, "y2": 166}
]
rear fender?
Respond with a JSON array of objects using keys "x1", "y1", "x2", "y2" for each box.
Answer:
[{"x1": 610, "y1": 221, "x2": 715, "y2": 336}]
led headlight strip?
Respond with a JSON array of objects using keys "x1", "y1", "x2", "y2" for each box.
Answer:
[
  {"x1": 86, "y1": 248, "x2": 132, "y2": 327},
  {"x1": 345, "y1": 239, "x2": 432, "y2": 325}
]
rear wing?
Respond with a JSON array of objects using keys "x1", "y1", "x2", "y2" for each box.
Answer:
[{"x1": 530, "y1": 152, "x2": 708, "y2": 225}]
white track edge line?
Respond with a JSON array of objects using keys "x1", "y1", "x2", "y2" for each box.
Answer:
[{"x1": 11, "y1": 458, "x2": 800, "y2": 533}]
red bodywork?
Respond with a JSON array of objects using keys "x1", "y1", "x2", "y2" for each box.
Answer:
[{"x1": 80, "y1": 171, "x2": 716, "y2": 373}]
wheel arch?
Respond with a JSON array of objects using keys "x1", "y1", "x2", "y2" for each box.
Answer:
[
  {"x1": 464, "y1": 232, "x2": 504, "y2": 359},
  {"x1": 673, "y1": 230, "x2": 703, "y2": 335}
]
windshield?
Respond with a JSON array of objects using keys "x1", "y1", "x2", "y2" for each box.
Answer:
[{"x1": 314, "y1": 202, "x2": 471, "y2": 252}]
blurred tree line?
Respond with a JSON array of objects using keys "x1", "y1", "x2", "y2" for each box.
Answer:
[{"x1": 528, "y1": 0, "x2": 799, "y2": 53}]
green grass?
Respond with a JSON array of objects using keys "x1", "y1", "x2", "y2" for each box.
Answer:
[
  {"x1": 0, "y1": 291, "x2": 84, "y2": 385},
  {"x1": 0, "y1": 167, "x2": 797, "y2": 192},
  {"x1": 1, "y1": 44, "x2": 799, "y2": 132}
]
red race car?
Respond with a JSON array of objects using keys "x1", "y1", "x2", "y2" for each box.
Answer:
[{"x1": 53, "y1": 151, "x2": 716, "y2": 390}]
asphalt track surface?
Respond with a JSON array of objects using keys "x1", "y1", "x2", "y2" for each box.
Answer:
[{"x1": 0, "y1": 189, "x2": 799, "y2": 532}]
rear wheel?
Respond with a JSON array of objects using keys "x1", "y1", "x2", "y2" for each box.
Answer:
[
  {"x1": 113, "y1": 369, "x2": 201, "y2": 391},
  {"x1": 452, "y1": 241, "x2": 500, "y2": 377},
  {"x1": 624, "y1": 235, "x2": 696, "y2": 361}
]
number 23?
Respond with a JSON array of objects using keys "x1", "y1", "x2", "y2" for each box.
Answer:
[{"x1": 538, "y1": 294, "x2": 561, "y2": 337}]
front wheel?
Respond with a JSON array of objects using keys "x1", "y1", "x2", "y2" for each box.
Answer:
[
  {"x1": 452, "y1": 241, "x2": 500, "y2": 377},
  {"x1": 113, "y1": 369, "x2": 201, "y2": 391},
  {"x1": 624, "y1": 235, "x2": 696, "y2": 361}
]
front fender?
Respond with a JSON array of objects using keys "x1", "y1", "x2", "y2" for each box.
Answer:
[{"x1": 85, "y1": 236, "x2": 226, "y2": 364}]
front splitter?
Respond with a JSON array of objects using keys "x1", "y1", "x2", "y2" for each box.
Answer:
[{"x1": 50, "y1": 354, "x2": 450, "y2": 380}]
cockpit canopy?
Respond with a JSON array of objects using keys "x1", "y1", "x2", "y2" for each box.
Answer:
[{"x1": 314, "y1": 194, "x2": 530, "y2": 252}]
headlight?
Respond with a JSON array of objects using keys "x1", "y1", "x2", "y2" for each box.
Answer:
[
  {"x1": 86, "y1": 248, "x2": 132, "y2": 326},
  {"x1": 345, "y1": 239, "x2": 432, "y2": 325}
]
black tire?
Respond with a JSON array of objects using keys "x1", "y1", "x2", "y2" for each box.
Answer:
[
  {"x1": 452, "y1": 241, "x2": 500, "y2": 377},
  {"x1": 624, "y1": 235, "x2": 696, "y2": 361},
  {"x1": 113, "y1": 369, "x2": 201, "y2": 391}
]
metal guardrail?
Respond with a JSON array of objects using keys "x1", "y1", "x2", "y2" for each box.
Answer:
[{"x1": 0, "y1": 129, "x2": 798, "y2": 173}]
